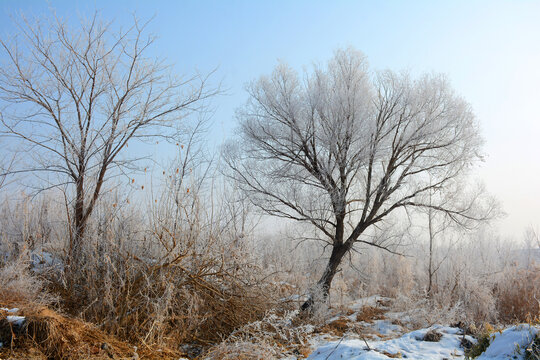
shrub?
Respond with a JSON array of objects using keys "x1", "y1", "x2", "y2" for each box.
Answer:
[{"x1": 0, "y1": 253, "x2": 55, "y2": 307}]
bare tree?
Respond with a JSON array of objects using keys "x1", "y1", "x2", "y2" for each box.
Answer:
[
  {"x1": 0, "y1": 11, "x2": 216, "y2": 271},
  {"x1": 423, "y1": 189, "x2": 457, "y2": 299},
  {"x1": 225, "y1": 48, "x2": 496, "y2": 309},
  {"x1": 421, "y1": 181, "x2": 495, "y2": 298}
]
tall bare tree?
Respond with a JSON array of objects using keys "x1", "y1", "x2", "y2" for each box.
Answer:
[
  {"x1": 0, "y1": 12, "x2": 216, "y2": 270},
  {"x1": 225, "y1": 48, "x2": 496, "y2": 309}
]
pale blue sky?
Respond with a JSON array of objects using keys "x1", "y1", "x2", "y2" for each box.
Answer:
[{"x1": 1, "y1": 0, "x2": 539, "y2": 237}]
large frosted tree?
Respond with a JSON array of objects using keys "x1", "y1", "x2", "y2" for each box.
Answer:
[{"x1": 226, "y1": 48, "x2": 493, "y2": 309}]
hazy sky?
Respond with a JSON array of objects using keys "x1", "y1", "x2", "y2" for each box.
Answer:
[{"x1": 1, "y1": 0, "x2": 538, "y2": 238}]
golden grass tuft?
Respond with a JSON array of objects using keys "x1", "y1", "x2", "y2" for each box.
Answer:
[
  {"x1": 356, "y1": 305, "x2": 386, "y2": 323},
  {"x1": 315, "y1": 317, "x2": 351, "y2": 337},
  {"x1": 0, "y1": 305, "x2": 181, "y2": 359}
]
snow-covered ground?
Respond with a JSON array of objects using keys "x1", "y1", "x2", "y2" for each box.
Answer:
[
  {"x1": 308, "y1": 326, "x2": 472, "y2": 359},
  {"x1": 303, "y1": 296, "x2": 539, "y2": 360},
  {"x1": 306, "y1": 319, "x2": 539, "y2": 360},
  {"x1": 477, "y1": 325, "x2": 538, "y2": 360}
]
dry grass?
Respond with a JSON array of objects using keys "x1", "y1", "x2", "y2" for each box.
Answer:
[
  {"x1": 381, "y1": 350, "x2": 403, "y2": 358},
  {"x1": 496, "y1": 264, "x2": 540, "y2": 323},
  {"x1": 58, "y1": 241, "x2": 276, "y2": 354},
  {"x1": 356, "y1": 306, "x2": 386, "y2": 323},
  {"x1": 0, "y1": 305, "x2": 149, "y2": 360},
  {"x1": 203, "y1": 310, "x2": 315, "y2": 359},
  {"x1": 0, "y1": 255, "x2": 56, "y2": 308},
  {"x1": 315, "y1": 317, "x2": 351, "y2": 337},
  {"x1": 202, "y1": 341, "x2": 277, "y2": 360}
]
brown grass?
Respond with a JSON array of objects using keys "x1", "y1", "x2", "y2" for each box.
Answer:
[
  {"x1": 65, "y1": 255, "x2": 274, "y2": 349},
  {"x1": 315, "y1": 317, "x2": 351, "y2": 337},
  {"x1": 495, "y1": 265, "x2": 540, "y2": 323},
  {"x1": 356, "y1": 306, "x2": 386, "y2": 323},
  {"x1": 202, "y1": 341, "x2": 276, "y2": 360},
  {"x1": 381, "y1": 350, "x2": 403, "y2": 358},
  {"x1": 0, "y1": 305, "x2": 181, "y2": 360}
]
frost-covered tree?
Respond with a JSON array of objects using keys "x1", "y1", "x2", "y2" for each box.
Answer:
[
  {"x1": 0, "y1": 12, "x2": 216, "y2": 272},
  {"x1": 226, "y1": 48, "x2": 495, "y2": 309}
]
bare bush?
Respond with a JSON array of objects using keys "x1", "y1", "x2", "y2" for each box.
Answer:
[
  {"x1": 0, "y1": 139, "x2": 277, "y2": 353},
  {"x1": 46, "y1": 150, "x2": 277, "y2": 350},
  {"x1": 0, "y1": 253, "x2": 56, "y2": 307},
  {"x1": 204, "y1": 310, "x2": 314, "y2": 360}
]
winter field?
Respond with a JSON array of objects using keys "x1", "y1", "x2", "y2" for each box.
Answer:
[
  {"x1": 2, "y1": 294, "x2": 539, "y2": 359},
  {"x1": 1, "y1": 2, "x2": 540, "y2": 359}
]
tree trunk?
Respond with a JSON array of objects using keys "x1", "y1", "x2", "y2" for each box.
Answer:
[
  {"x1": 70, "y1": 176, "x2": 86, "y2": 271},
  {"x1": 427, "y1": 207, "x2": 434, "y2": 298},
  {"x1": 301, "y1": 242, "x2": 350, "y2": 311}
]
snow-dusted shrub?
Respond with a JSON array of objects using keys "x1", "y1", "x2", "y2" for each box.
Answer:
[
  {"x1": 204, "y1": 310, "x2": 314, "y2": 359},
  {"x1": 202, "y1": 341, "x2": 277, "y2": 360},
  {"x1": 0, "y1": 162, "x2": 279, "y2": 351},
  {"x1": 28, "y1": 158, "x2": 280, "y2": 351},
  {"x1": 0, "y1": 253, "x2": 55, "y2": 306},
  {"x1": 60, "y1": 200, "x2": 275, "y2": 348}
]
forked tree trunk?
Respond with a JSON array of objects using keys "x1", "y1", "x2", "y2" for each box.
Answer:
[{"x1": 301, "y1": 242, "x2": 350, "y2": 311}]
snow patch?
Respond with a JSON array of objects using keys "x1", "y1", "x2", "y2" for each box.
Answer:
[
  {"x1": 477, "y1": 324, "x2": 539, "y2": 360},
  {"x1": 308, "y1": 325, "x2": 471, "y2": 360}
]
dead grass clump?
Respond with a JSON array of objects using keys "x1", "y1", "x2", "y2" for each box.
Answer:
[
  {"x1": 1, "y1": 305, "x2": 181, "y2": 359},
  {"x1": 381, "y1": 350, "x2": 403, "y2": 358},
  {"x1": 66, "y1": 245, "x2": 275, "y2": 350},
  {"x1": 495, "y1": 265, "x2": 540, "y2": 323},
  {"x1": 2, "y1": 306, "x2": 141, "y2": 360},
  {"x1": 356, "y1": 306, "x2": 386, "y2": 323},
  {"x1": 423, "y1": 329, "x2": 442, "y2": 342},
  {"x1": 316, "y1": 317, "x2": 351, "y2": 337}
]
